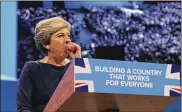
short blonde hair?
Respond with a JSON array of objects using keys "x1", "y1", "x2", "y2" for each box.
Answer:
[{"x1": 34, "y1": 17, "x2": 71, "y2": 55}]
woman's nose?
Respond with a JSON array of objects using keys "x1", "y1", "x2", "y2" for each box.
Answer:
[
  {"x1": 65, "y1": 40, "x2": 71, "y2": 44},
  {"x1": 64, "y1": 34, "x2": 71, "y2": 43},
  {"x1": 65, "y1": 38, "x2": 71, "y2": 44}
]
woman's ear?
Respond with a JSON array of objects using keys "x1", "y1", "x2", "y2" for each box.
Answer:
[{"x1": 43, "y1": 45, "x2": 50, "y2": 50}]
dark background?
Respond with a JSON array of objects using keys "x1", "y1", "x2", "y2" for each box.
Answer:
[{"x1": 17, "y1": 1, "x2": 181, "y2": 78}]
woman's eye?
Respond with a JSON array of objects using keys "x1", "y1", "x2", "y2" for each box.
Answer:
[{"x1": 57, "y1": 35, "x2": 64, "y2": 38}]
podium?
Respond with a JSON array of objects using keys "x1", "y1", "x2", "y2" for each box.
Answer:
[{"x1": 44, "y1": 58, "x2": 181, "y2": 112}]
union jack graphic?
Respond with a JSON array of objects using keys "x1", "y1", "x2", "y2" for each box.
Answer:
[
  {"x1": 164, "y1": 85, "x2": 181, "y2": 96},
  {"x1": 165, "y1": 64, "x2": 180, "y2": 80},
  {"x1": 75, "y1": 58, "x2": 92, "y2": 74},
  {"x1": 165, "y1": 64, "x2": 181, "y2": 96},
  {"x1": 75, "y1": 80, "x2": 94, "y2": 92},
  {"x1": 74, "y1": 58, "x2": 94, "y2": 92},
  {"x1": 74, "y1": 58, "x2": 181, "y2": 96}
]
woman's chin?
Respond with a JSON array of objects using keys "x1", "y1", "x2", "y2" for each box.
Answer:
[{"x1": 64, "y1": 52, "x2": 69, "y2": 58}]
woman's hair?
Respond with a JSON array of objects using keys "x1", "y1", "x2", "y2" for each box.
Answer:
[{"x1": 34, "y1": 17, "x2": 71, "y2": 55}]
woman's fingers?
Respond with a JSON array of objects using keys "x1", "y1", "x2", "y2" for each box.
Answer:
[
  {"x1": 65, "y1": 42, "x2": 81, "y2": 58},
  {"x1": 67, "y1": 50, "x2": 75, "y2": 58},
  {"x1": 66, "y1": 44, "x2": 74, "y2": 52}
]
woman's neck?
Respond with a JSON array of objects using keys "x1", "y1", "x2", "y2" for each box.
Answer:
[{"x1": 40, "y1": 56, "x2": 69, "y2": 66}]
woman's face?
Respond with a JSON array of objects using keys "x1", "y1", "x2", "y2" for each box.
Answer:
[{"x1": 46, "y1": 27, "x2": 71, "y2": 58}]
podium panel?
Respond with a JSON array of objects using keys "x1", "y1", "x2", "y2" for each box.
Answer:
[
  {"x1": 44, "y1": 58, "x2": 181, "y2": 112},
  {"x1": 58, "y1": 92, "x2": 177, "y2": 112}
]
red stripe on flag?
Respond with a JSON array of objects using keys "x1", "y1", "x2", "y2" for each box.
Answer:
[
  {"x1": 75, "y1": 82, "x2": 85, "y2": 86},
  {"x1": 172, "y1": 88, "x2": 181, "y2": 92}
]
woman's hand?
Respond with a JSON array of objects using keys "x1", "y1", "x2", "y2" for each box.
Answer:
[{"x1": 66, "y1": 42, "x2": 82, "y2": 58}]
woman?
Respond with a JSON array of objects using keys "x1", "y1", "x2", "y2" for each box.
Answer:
[{"x1": 16, "y1": 17, "x2": 81, "y2": 112}]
